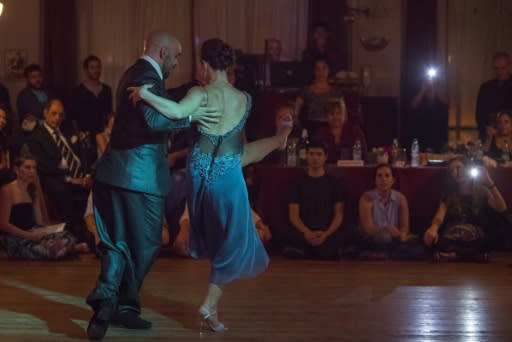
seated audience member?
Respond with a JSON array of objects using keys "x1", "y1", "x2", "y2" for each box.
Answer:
[
  {"x1": 263, "y1": 38, "x2": 290, "y2": 86},
  {"x1": 475, "y1": 51, "x2": 512, "y2": 141},
  {"x1": 314, "y1": 98, "x2": 367, "y2": 162},
  {"x1": 26, "y1": 99, "x2": 91, "y2": 239},
  {"x1": 16, "y1": 64, "x2": 55, "y2": 127},
  {"x1": 423, "y1": 157, "x2": 507, "y2": 261},
  {"x1": 263, "y1": 104, "x2": 300, "y2": 164},
  {"x1": 0, "y1": 82, "x2": 12, "y2": 112},
  {"x1": 407, "y1": 78, "x2": 448, "y2": 152},
  {"x1": 295, "y1": 58, "x2": 343, "y2": 134},
  {"x1": 281, "y1": 140, "x2": 345, "y2": 260},
  {"x1": 252, "y1": 209, "x2": 272, "y2": 245},
  {"x1": 483, "y1": 111, "x2": 512, "y2": 163},
  {"x1": 359, "y1": 164, "x2": 410, "y2": 254},
  {"x1": 70, "y1": 55, "x2": 113, "y2": 136},
  {"x1": 173, "y1": 203, "x2": 272, "y2": 257},
  {"x1": 0, "y1": 83, "x2": 14, "y2": 141},
  {"x1": 0, "y1": 106, "x2": 14, "y2": 186},
  {"x1": 0, "y1": 154, "x2": 85, "y2": 259},
  {"x1": 95, "y1": 113, "x2": 115, "y2": 161}
]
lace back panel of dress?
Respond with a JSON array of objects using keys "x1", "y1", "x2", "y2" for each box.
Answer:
[{"x1": 191, "y1": 92, "x2": 251, "y2": 184}]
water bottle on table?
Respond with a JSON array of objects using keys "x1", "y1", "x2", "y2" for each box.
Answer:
[
  {"x1": 287, "y1": 140, "x2": 297, "y2": 167},
  {"x1": 411, "y1": 138, "x2": 420, "y2": 167},
  {"x1": 353, "y1": 139, "x2": 362, "y2": 161}
]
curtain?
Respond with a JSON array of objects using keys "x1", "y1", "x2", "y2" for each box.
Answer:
[
  {"x1": 42, "y1": 0, "x2": 77, "y2": 99},
  {"x1": 438, "y1": 0, "x2": 512, "y2": 142},
  {"x1": 193, "y1": 0, "x2": 309, "y2": 60},
  {"x1": 76, "y1": 0, "x2": 309, "y2": 107},
  {"x1": 75, "y1": 0, "x2": 193, "y2": 101}
]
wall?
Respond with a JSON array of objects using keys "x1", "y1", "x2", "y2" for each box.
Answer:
[
  {"x1": 0, "y1": 0, "x2": 404, "y2": 103},
  {"x1": 347, "y1": 0, "x2": 403, "y2": 97},
  {"x1": 0, "y1": 0, "x2": 41, "y2": 107}
]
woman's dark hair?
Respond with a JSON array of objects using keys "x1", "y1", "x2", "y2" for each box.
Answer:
[
  {"x1": 312, "y1": 57, "x2": 331, "y2": 70},
  {"x1": 275, "y1": 103, "x2": 294, "y2": 115},
  {"x1": 14, "y1": 153, "x2": 37, "y2": 201},
  {"x1": 445, "y1": 155, "x2": 467, "y2": 186},
  {"x1": 443, "y1": 156, "x2": 486, "y2": 217},
  {"x1": 201, "y1": 38, "x2": 235, "y2": 71},
  {"x1": 372, "y1": 163, "x2": 397, "y2": 188}
]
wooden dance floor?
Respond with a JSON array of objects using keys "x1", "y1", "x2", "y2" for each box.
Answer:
[{"x1": 1, "y1": 254, "x2": 512, "y2": 341}]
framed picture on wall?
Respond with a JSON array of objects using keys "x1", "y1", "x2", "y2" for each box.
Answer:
[{"x1": 5, "y1": 49, "x2": 27, "y2": 79}]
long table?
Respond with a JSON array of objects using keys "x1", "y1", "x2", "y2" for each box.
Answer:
[{"x1": 252, "y1": 164, "x2": 512, "y2": 234}]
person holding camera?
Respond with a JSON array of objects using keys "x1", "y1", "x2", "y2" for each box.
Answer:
[
  {"x1": 407, "y1": 71, "x2": 448, "y2": 152},
  {"x1": 423, "y1": 156, "x2": 507, "y2": 261}
]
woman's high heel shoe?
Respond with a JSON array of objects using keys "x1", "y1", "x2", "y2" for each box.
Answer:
[{"x1": 199, "y1": 306, "x2": 226, "y2": 332}]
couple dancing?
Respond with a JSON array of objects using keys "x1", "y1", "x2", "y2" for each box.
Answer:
[{"x1": 86, "y1": 31, "x2": 292, "y2": 340}]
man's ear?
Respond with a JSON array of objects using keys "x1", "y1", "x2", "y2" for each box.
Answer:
[{"x1": 159, "y1": 47, "x2": 167, "y2": 60}]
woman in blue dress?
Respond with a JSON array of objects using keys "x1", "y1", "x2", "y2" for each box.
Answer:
[{"x1": 129, "y1": 38, "x2": 292, "y2": 331}]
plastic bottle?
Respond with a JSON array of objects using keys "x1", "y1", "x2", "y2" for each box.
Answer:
[
  {"x1": 502, "y1": 142, "x2": 510, "y2": 163},
  {"x1": 287, "y1": 141, "x2": 297, "y2": 167},
  {"x1": 391, "y1": 138, "x2": 399, "y2": 163},
  {"x1": 298, "y1": 129, "x2": 309, "y2": 166},
  {"x1": 352, "y1": 139, "x2": 362, "y2": 161},
  {"x1": 411, "y1": 138, "x2": 420, "y2": 167}
]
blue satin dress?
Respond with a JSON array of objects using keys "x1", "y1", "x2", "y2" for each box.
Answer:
[{"x1": 187, "y1": 93, "x2": 269, "y2": 285}]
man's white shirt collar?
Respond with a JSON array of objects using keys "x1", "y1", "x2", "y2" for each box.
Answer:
[
  {"x1": 43, "y1": 122, "x2": 57, "y2": 137},
  {"x1": 142, "y1": 55, "x2": 163, "y2": 80}
]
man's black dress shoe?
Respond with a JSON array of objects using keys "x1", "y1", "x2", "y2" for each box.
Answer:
[
  {"x1": 111, "y1": 311, "x2": 152, "y2": 329},
  {"x1": 86, "y1": 300, "x2": 116, "y2": 340}
]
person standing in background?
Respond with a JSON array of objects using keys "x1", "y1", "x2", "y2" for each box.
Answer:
[{"x1": 475, "y1": 52, "x2": 512, "y2": 141}]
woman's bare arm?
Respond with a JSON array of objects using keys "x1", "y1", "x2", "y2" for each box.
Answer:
[
  {"x1": 359, "y1": 194, "x2": 377, "y2": 235},
  {"x1": 132, "y1": 85, "x2": 204, "y2": 119},
  {"x1": 398, "y1": 194, "x2": 410, "y2": 240}
]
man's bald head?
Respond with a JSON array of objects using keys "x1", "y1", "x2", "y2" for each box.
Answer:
[
  {"x1": 144, "y1": 31, "x2": 176, "y2": 53},
  {"x1": 143, "y1": 30, "x2": 182, "y2": 79}
]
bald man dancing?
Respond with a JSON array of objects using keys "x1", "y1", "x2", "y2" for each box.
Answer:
[{"x1": 86, "y1": 31, "x2": 218, "y2": 340}]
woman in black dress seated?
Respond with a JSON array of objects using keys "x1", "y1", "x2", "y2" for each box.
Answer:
[
  {"x1": 423, "y1": 157, "x2": 507, "y2": 261},
  {"x1": 0, "y1": 154, "x2": 79, "y2": 259}
]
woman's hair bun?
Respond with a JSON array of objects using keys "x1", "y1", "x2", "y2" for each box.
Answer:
[{"x1": 201, "y1": 38, "x2": 234, "y2": 71}]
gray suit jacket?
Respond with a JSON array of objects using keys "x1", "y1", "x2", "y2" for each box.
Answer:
[{"x1": 96, "y1": 58, "x2": 191, "y2": 196}]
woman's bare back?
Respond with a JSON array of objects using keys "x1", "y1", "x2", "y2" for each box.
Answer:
[{"x1": 199, "y1": 83, "x2": 247, "y2": 136}]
